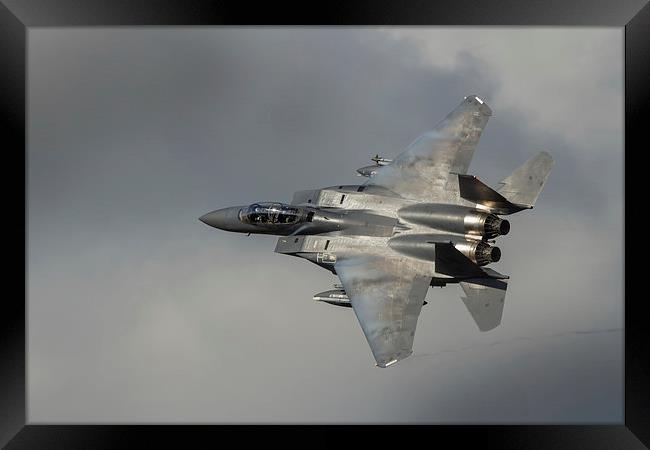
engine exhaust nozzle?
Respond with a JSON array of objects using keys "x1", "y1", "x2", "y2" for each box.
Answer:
[
  {"x1": 453, "y1": 240, "x2": 502, "y2": 266},
  {"x1": 483, "y1": 215, "x2": 510, "y2": 238},
  {"x1": 474, "y1": 242, "x2": 501, "y2": 265}
]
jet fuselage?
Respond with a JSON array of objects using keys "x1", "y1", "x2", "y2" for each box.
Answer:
[{"x1": 199, "y1": 94, "x2": 553, "y2": 368}]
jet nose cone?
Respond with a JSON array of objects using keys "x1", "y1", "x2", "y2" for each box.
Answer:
[{"x1": 199, "y1": 208, "x2": 233, "y2": 230}]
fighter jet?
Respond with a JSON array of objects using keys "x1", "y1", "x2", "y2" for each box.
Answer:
[{"x1": 200, "y1": 95, "x2": 553, "y2": 368}]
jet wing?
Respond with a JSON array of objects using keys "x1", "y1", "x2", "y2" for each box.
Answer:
[
  {"x1": 367, "y1": 95, "x2": 492, "y2": 202},
  {"x1": 334, "y1": 255, "x2": 431, "y2": 367}
]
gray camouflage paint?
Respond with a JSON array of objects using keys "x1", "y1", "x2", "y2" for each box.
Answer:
[
  {"x1": 27, "y1": 27, "x2": 622, "y2": 422},
  {"x1": 202, "y1": 95, "x2": 554, "y2": 367}
]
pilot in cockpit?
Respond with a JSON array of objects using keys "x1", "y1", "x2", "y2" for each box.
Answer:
[{"x1": 239, "y1": 203, "x2": 302, "y2": 226}]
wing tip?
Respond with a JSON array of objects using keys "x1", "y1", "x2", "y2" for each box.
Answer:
[
  {"x1": 374, "y1": 350, "x2": 414, "y2": 368},
  {"x1": 464, "y1": 94, "x2": 492, "y2": 116}
]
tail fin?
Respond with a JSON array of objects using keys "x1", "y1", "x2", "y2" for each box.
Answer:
[
  {"x1": 497, "y1": 151, "x2": 554, "y2": 208},
  {"x1": 460, "y1": 278, "x2": 508, "y2": 332}
]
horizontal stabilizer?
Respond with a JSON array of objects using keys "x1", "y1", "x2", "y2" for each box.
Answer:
[
  {"x1": 481, "y1": 267, "x2": 510, "y2": 280},
  {"x1": 457, "y1": 174, "x2": 529, "y2": 215},
  {"x1": 460, "y1": 278, "x2": 508, "y2": 332},
  {"x1": 497, "y1": 151, "x2": 554, "y2": 207}
]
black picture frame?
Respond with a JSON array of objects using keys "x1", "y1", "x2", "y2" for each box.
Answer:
[{"x1": 1, "y1": 1, "x2": 647, "y2": 447}]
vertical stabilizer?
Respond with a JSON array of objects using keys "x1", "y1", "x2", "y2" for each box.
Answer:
[{"x1": 497, "y1": 151, "x2": 554, "y2": 208}]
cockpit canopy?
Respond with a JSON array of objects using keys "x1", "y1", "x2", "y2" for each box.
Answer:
[{"x1": 238, "y1": 202, "x2": 304, "y2": 226}]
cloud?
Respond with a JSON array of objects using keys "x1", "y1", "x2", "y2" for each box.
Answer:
[
  {"x1": 383, "y1": 28, "x2": 623, "y2": 152},
  {"x1": 28, "y1": 28, "x2": 623, "y2": 423}
]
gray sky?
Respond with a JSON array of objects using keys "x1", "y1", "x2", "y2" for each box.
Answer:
[{"x1": 27, "y1": 27, "x2": 623, "y2": 423}]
